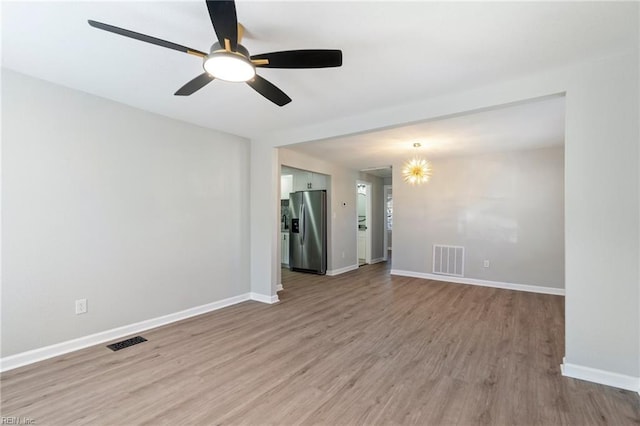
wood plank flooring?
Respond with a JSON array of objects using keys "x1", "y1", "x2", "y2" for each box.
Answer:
[{"x1": 2, "y1": 262, "x2": 639, "y2": 425}]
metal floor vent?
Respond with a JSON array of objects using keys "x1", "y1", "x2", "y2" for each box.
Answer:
[
  {"x1": 107, "y1": 336, "x2": 147, "y2": 351},
  {"x1": 433, "y1": 244, "x2": 464, "y2": 277}
]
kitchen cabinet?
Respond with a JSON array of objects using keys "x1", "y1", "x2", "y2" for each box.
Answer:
[
  {"x1": 281, "y1": 232, "x2": 289, "y2": 266},
  {"x1": 282, "y1": 165, "x2": 328, "y2": 192},
  {"x1": 311, "y1": 173, "x2": 327, "y2": 190},
  {"x1": 292, "y1": 171, "x2": 309, "y2": 192},
  {"x1": 281, "y1": 175, "x2": 293, "y2": 200},
  {"x1": 292, "y1": 171, "x2": 328, "y2": 191}
]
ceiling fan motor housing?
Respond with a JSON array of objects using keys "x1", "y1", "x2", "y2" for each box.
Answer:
[{"x1": 209, "y1": 41, "x2": 251, "y2": 58}]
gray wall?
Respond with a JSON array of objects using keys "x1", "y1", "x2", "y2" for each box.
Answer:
[
  {"x1": 563, "y1": 50, "x2": 638, "y2": 376},
  {"x1": 1, "y1": 70, "x2": 251, "y2": 357},
  {"x1": 393, "y1": 146, "x2": 565, "y2": 288}
]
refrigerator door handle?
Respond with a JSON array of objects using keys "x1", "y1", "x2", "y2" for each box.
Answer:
[{"x1": 301, "y1": 202, "x2": 306, "y2": 244}]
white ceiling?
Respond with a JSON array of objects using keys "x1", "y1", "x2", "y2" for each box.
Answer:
[
  {"x1": 287, "y1": 95, "x2": 565, "y2": 172},
  {"x1": 2, "y1": 1, "x2": 637, "y2": 143}
]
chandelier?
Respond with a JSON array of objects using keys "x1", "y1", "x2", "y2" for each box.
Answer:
[{"x1": 402, "y1": 143, "x2": 431, "y2": 185}]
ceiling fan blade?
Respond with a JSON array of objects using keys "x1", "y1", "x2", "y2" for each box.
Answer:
[
  {"x1": 88, "y1": 20, "x2": 207, "y2": 57},
  {"x1": 205, "y1": 0, "x2": 238, "y2": 51},
  {"x1": 246, "y1": 75, "x2": 291, "y2": 106},
  {"x1": 174, "y1": 73, "x2": 215, "y2": 96},
  {"x1": 251, "y1": 50, "x2": 343, "y2": 68}
]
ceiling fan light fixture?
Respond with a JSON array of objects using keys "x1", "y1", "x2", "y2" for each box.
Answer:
[{"x1": 204, "y1": 51, "x2": 256, "y2": 82}]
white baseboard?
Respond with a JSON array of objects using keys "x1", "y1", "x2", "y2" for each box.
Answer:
[
  {"x1": 0, "y1": 293, "x2": 252, "y2": 373},
  {"x1": 326, "y1": 264, "x2": 359, "y2": 276},
  {"x1": 276, "y1": 284, "x2": 284, "y2": 292},
  {"x1": 370, "y1": 257, "x2": 385, "y2": 264},
  {"x1": 389, "y1": 269, "x2": 565, "y2": 296},
  {"x1": 561, "y1": 358, "x2": 640, "y2": 392},
  {"x1": 250, "y1": 292, "x2": 279, "y2": 304}
]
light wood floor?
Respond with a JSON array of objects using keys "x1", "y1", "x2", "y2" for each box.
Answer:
[{"x1": 2, "y1": 262, "x2": 639, "y2": 425}]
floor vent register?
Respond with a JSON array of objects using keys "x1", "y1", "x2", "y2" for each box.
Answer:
[{"x1": 107, "y1": 336, "x2": 147, "y2": 351}]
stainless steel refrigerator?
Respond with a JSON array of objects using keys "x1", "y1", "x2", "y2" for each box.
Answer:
[{"x1": 289, "y1": 190, "x2": 327, "y2": 274}]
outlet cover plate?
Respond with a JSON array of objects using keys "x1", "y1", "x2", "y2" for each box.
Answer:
[{"x1": 75, "y1": 298, "x2": 87, "y2": 315}]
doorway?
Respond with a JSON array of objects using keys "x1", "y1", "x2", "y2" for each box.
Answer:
[
  {"x1": 356, "y1": 181, "x2": 372, "y2": 266},
  {"x1": 383, "y1": 184, "x2": 392, "y2": 261}
]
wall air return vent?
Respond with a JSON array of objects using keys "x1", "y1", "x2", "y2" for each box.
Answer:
[{"x1": 432, "y1": 245, "x2": 464, "y2": 277}]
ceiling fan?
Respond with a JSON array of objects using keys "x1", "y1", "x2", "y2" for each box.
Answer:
[{"x1": 88, "y1": 0, "x2": 342, "y2": 106}]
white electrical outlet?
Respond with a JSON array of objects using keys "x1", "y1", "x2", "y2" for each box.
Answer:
[
  {"x1": 483, "y1": 260, "x2": 490, "y2": 268},
  {"x1": 75, "y1": 298, "x2": 87, "y2": 315},
  {"x1": 342, "y1": 251, "x2": 345, "y2": 258}
]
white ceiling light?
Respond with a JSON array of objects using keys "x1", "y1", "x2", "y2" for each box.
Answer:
[{"x1": 203, "y1": 43, "x2": 256, "y2": 83}]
